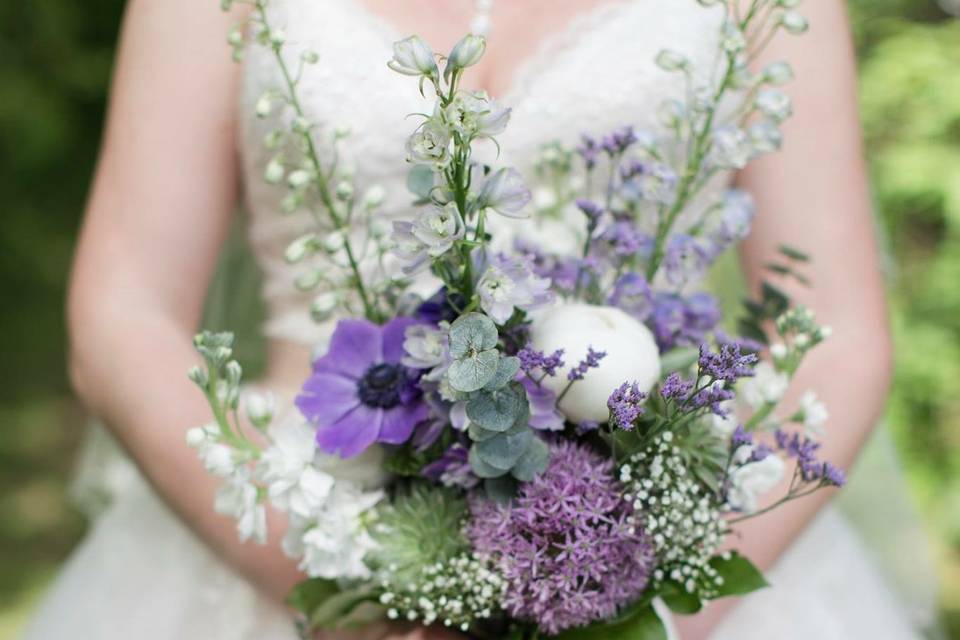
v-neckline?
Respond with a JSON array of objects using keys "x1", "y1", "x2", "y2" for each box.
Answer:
[{"x1": 342, "y1": 0, "x2": 635, "y2": 104}]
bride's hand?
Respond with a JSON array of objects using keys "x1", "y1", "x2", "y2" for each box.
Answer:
[{"x1": 318, "y1": 622, "x2": 466, "y2": 640}]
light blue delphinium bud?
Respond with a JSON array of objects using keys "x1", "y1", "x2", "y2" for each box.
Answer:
[
  {"x1": 479, "y1": 167, "x2": 532, "y2": 218},
  {"x1": 388, "y1": 36, "x2": 439, "y2": 78},
  {"x1": 755, "y1": 88, "x2": 793, "y2": 123},
  {"x1": 709, "y1": 126, "x2": 751, "y2": 170},
  {"x1": 748, "y1": 121, "x2": 783, "y2": 156}
]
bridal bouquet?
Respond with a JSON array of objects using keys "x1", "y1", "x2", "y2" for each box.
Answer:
[{"x1": 189, "y1": 1, "x2": 842, "y2": 637}]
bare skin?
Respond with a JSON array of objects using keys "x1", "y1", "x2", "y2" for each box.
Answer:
[{"x1": 67, "y1": 1, "x2": 889, "y2": 639}]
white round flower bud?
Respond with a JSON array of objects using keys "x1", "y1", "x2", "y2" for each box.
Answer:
[
  {"x1": 335, "y1": 180, "x2": 354, "y2": 201},
  {"x1": 780, "y1": 11, "x2": 809, "y2": 34},
  {"x1": 363, "y1": 185, "x2": 387, "y2": 210},
  {"x1": 284, "y1": 234, "x2": 318, "y2": 264},
  {"x1": 770, "y1": 342, "x2": 788, "y2": 359},
  {"x1": 529, "y1": 304, "x2": 661, "y2": 424},
  {"x1": 269, "y1": 29, "x2": 286, "y2": 47},
  {"x1": 264, "y1": 157, "x2": 284, "y2": 184},
  {"x1": 185, "y1": 426, "x2": 207, "y2": 447},
  {"x1": 655, "y1": 49, "x2": 690, "y2": 72},
  {"x1": 447, "y1": 34, "x2": 486, "y2": 71},
  {"x1": 301, "y1": 50, "x2": 320, "y2": 65},
  {"x1": 287, "y1": 169, "x2": 312, "y2": 189},
  {"x1": 295, "y1": 269, "x2": 323, "y2": 291},
  {"x1": 763, "y1": 62, "x2": 794, "y2": 86},
  {"x1": 322, "y1": 230, "x2": 345, "y2": 253},
  {"x1": 255, "y1": 93, "x2": 273, "y2": 119},
  {"x1": 311, "y1": 292, "x2": 340, "y2": 322},
  {"x1": 244, "y1": 391, "x2": 275, "y2": 429}
]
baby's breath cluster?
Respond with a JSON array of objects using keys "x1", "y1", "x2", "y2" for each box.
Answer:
[
  {"x1": 620, "y1": 431, "x2": 728, "y2": 599},
  {"x1": 379, "y1": 553, "x2": 506, "y2": 632}
]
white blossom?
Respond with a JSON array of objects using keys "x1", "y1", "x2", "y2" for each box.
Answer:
[
  {"x1": 215, "y1": 468, "x2": 267, "y2": 543},
  {"x1": 727, "y1": 455, "x2": 786, "y2": 513},
  {"x1": 740, "y1": 361, "x2": 790, "y2": 409},
  {"x1": 388, "y1": 36, "x2": 438, "y2": 78},
  {"x1": 406, "y1": 118, "x2": 452, "y2": 166},
  {"x1": 244, "y1": 391, "x2": 276, "y2": 429},
  {"x1": 709, "y1": 126, "x2": 752, "y2": 170},
  {"x1": 799, "y1": 390, "x2": 829, "y2": 435},
  {"x1": 755, "y1": 88, "x2": 793, "y2": 123},
  {"x1": 259, "y1": 421, "x2": 334, "y2": 519},
  {"x1": 479, "y1": 167, "x2": 532, "y2": 218}
]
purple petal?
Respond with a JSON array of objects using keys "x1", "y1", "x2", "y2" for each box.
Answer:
[
  {"x1": 378, "y1": 402, "x2": 430, "y2": 446},
  {"x1": 295, "y1": 372, "x2": 361, "y2": 427},
  {"x1": 316, "y1": 404, "x2": 383, "y2": 458},
  {"x1": 381, "y1": 317, "x2": 421, "y2": 363},
  {"x1": 526, "y1": 384, "x2": 565, "y2": 431},
  {"x1": 314, "y1": 319, "x2": 383, "y2": 378}
]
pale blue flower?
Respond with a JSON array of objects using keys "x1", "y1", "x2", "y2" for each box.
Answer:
[
  {"x1": 388, "y1": 36, "x2": 438, "y2": 78},
  {"x1": 406, "y1": 118, "x2": 452, "y2": 166},
  {"x1": 477, "y1": 254, "x2": 552, "y2": 324},
  {"x1": 479, "y1": 167, "x2": 531, "y2": 218}
]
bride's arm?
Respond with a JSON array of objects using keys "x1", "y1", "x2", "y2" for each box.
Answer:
[
  {"x1": 675, "y1": 2, "x2": 892, "y2": 638},
  {"x1": 68, "y1": 2, "x2": 461, "y2": 638},
  {"x1": 66, "y1": 0, "x2": 306, "y2": 601}
]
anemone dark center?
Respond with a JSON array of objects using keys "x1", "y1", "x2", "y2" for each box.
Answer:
[{"x1": 357, "y1": 363, "x2": 405, "y2": 409}]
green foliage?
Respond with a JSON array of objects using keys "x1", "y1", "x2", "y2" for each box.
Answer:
[{"x1": 554, "y1": 603, "x2": 667, "y2": 640}]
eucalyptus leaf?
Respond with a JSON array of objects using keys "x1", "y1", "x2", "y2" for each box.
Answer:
[
  {"x1": 475, "y1": 426, "x2": 533, "y2": 470},
  {"x1": 466, "y1": 382, "x2": 528, "y2": 432},
  {"x1": 469, "y1": 422, "x2": 501, "y2": 442},
  {"x1": 510, "y1": 436, "x2": 549, "y2": 482},
  {"x1": 483, "y1": 355, "x2": 521, "y2": 391},
  {"x1": 448, "y1": 349, "x2": 500, "y2": 393},
  {"x1": 406, "y1": 164, "x2": 436, "y2": 199},
  {"x1": 710, "y1": 552, "x2": 770, "y2": 597},
  {"x1": 468, "y1": 444, "x2": 509, "y2": 478},
  {"x1": 449, "y1": 312, "x2": 499, "y2": 358},
  {"x1": 484, "y1": 475, "x2": 518, "y2": 503}
]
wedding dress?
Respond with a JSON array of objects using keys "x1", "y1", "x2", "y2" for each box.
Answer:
[{"x1": 22, "y1": 1, "x2": 934, "y2": 638}]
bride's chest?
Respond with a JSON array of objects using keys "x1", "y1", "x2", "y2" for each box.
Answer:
[{"x1": 239, "y1": 0, "x2": 725, "y2": 190}]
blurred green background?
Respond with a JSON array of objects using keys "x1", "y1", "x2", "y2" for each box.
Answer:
[{"x1": 1, "y1": 1, "x2": 958, "y2": 638}]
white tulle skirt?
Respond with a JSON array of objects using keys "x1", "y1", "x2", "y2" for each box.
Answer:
[{"x1": 21, "y1": 427, "x2": 931, "y2": 640}]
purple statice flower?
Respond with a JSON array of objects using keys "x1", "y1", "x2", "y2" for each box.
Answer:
[
  {"x1": 607, "y1": 382, "x2": 647, "y2": 430},
  {"x1": 575, "y1": 199, "x2": 604, "y2": 224},
  {"x1": 421, "y1": 443, "x2": 480, "y2": 490},
  {"x1": 775, "y1": 430, "x2": 846, "y2": 484},
  {"x1": 609, "y1": 272, "x2": 654, "y2": 321},
  {"x1": 477, "y1": 253, "x2": 552, "y2": 324},
  {"x1": 649, "y1": 292, "x2": 721, "y2": 352},
  {"x1": 698, "y1": 343, "x2": 758, "y2": 384},
  {"x1": 576, "y1": 134, "x2": 601, "y2": 169},
  {"x1": 518, "y1": 374, "x2": 565, "y2": 431},
  {"x1": 660, "y1": 372, "x2": 695, "y2": 401},
  {"x1": 691, "y1": 381, "x2": 735, "y2": 416},
  {"x1": 601, "y1": 125, "x2": 638, "y2": 155},
  {"x1": 731, "y1": 424, "x2": 753, "y2": 448},
  {"x1": 567, "y1": 347, "x2": 607, "y2": 382},
  {"x1": 517, "y1": 346, "x2": 565, "y2": 378},
  {"x1": 751, "y1": 442, "x2": 774, "y2": 462},
  {"x1": 296, "y1": 318, "x2": 430, "y2": 458},
  {"x1": 466, "y1": 441, "x2": 655, "y2": 635}
]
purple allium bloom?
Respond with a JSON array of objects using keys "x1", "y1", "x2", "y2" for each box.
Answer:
[
  {"x1": 698, "y1": 343, "x2": 758, "y2": 384},
  {"x1": 517, "y1": 346, "x2": 565, "y2": 378},
  {"x1": 576, "y1": 134, "x2": 601, "y2": 169},
  {"x1": 567, "y1": 347, "x2": 607, "y2": 382},
  {"x1": 518, "y1": 374, "x2": 565, "y2": 431},
  {"x1": 466, "y1": 441, "x2": 655, "y2": 635},
  {"x1": 660, "y1": 372, "x2": 695, "y2": 400},
  {"x1": 607, "y1": 382, "x2": 647, "y2": 430},
  {"x1": 609, "y1": 272, "x2": 654, "y2": 321},
  {"x1": 731, "y1": 424, "x2": 753, "y2": 448},
  {"x1": 421, "y1": 443, "x2": 480, "y2": 490},
  {"x1": 649, "y1": 292, "x2": 721, "y2": 352},
  {"x1": 296, "y1": 318, "x2": 430, "y2": 458}
]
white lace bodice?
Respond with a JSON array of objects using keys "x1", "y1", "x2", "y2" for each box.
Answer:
[{"x1": 239, "y1": 0, "x2": 726, "y2": 351}]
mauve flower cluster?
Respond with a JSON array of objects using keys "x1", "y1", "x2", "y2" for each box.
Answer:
[
  {"x1": 775, "y1": 430, "x2": 847, "y2": 487},
  {"x1": 466, "y1": 441, "x2": 654, "y2": 635}
]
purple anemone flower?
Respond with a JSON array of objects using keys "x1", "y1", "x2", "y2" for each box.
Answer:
[{"x1": 295, "y1": 318, "x2": 430, "y2": 458}]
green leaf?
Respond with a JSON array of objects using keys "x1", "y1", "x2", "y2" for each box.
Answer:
[
  {"x1": 510, "y1": 436, "x2": 549, "y2": 481},
  {"x1": 448, "y1": 349, "x2": 500, "y2": 392},
  {"x1": 406, "y1": 164, "x2": 436, "y2": 199},
  {"x1": 449, "y1": 313, "x2": 499, "y2": 358},
  {"x1": 659, "y1": 346, "x2": 700, "y2": 375},
  {"x1": 778, "y1": 243, "x2": 810, "y2": 262},
  {"x1": 468, "y1": 444, "x2": 509, "y2": 478},
  {"x1": 484, "y1": 475, "x2": 518, "y2": 503},
  {"x1": 334, "y1": 602, "x2": 387, "y2": 629},
  {"x1": 554, "y1": 603, "x2": 668, "y2": 640},
  {"x1": 710, "y1": 552, "x2": 770, "y2": 597},
  {"x1": 483, "y1": 355, "x2": 521, "y2": 391},
  {"x1": 475, "y1": 425, "x2": 532, "y2": 470},
  {"x1": 286, "y1": 578, "x2": 339, "y2": 616},
  {"x1": 308, "y1": 585, "x2": 379, "y2": 630},
  {"x1": 466, "y1": 383, "x2": 529, "y2": 432},
  {"x1": 659, "y1": 581, "x2": 704, "y2": 614}
]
